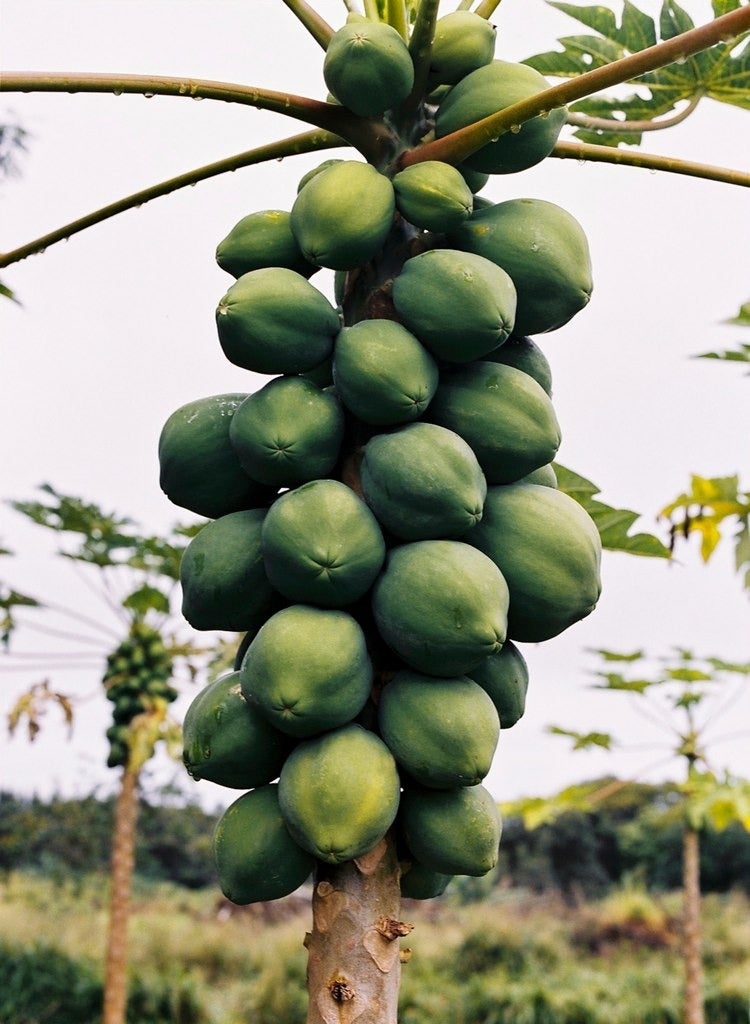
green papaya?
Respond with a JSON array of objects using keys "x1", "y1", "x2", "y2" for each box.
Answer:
[
  {"x1": 392, "y1": 161, "x2": 473, "y2": 233},
  {"x1": 378, "y1": 671, "x2": 500, "y2": 788},
  {"x1": 449, "y1": 199, "x2": 593, "y2": 336},
  {"x1": 435, "y1": 61, "x2": 566, "y2": 174},
  {"x1": 332, "y1": 319, "x2": 439, "y2": 426},
  {"x1": 323, "y1": 22, "x2": 414, "y2": 117},
  {"x1": 240, "y1": 605, "x2": 371, "y2": 738},
  {"x1": 467, "y1": 640, "x2": 529, "y2": 728},
  {"x1": 278, "y1": 724, "x2": 400, "y2": 863},
  {"x1": 485, "y1": 335, "x2": 552, "y2": 395},
  {"x1": 216, "y1": 268, "x2": 340, "y2": 374},
  {"x1": 291, "y1": 161, "x2": 396, "y2": 270},
  {"x1": 392, "y1": 249, "x2": 516, "y2": 362},
  {"x1": 158, "y1": 394, "x2": 272, "y2": 520},
  {"x1": 519, "y1": 463, "x2": 557, "y2": 488},
  {"x1": 228, "y1": 376, "x2": 344, "y2": 488},
  {"x1": 361, "y1": 422, "x2": 487, "y2": 540},
  {"x1": 179, "y1": 509, "x2": 276, "y2": 632},
  {"x1": 400, "y1": 784, "x2": 502, "y2": 876},
  {"x1": 182, "y1": 671, "x2": 293, "y2": 788},
  {"x1": 427, "y1": 11, "x2": 497, "y2": 87},
  {"x1": 400, "y1": 861, "x2": 453, "y2": 900},
  {"x1": 215, "y1": 210, "x2": 316, "y2": 279},
  {"x1": 213, "y1": 785, "x2": 315, "y2": 905},
  {"x1": 261, "y1": 479, "x2": 385, "y2": 607},
  {"x1": 371, "y1": 540, "x2": 509, "y2": 677},
  {"x1": 469, "y1": 483, "x2": 602, "y2": 642},
  {"x1": 296, "y1": 159, "x2": 344, "y2": 194},
  {"x1": 458, "y1": 164, "x2": 490, "y2": 195},
  {"x1": 427, "y1": 362, "x2": 560, "y2": 484}
]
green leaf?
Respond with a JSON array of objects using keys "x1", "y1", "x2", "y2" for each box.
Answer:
[
  {"x1": 122, "y1": 584, "x2": 171, "y2": 617},
  {"x1": 555, "y1": 464, "x2": 671, "y2": 558},
  {"x1": 591, "y1": 672, "x2": 655, "y2": 693},
  {"x1": 725, "y1": 299, "x2": 750, "y2": 326},
  {"x1": 548, "y1": 725, "x2": 614, "y2": 750},
  {"x1": 666, "y1": 667, "x2": 714, "y2": 683},
  {"x1": 705, "y1": 656, "x2": 750, "y2": 675},
  {"x1": 0, "y1": 279, "x2": 21, "y2": 304},
  {"x1": 682, "y1": 772, "x2": 750, "y2": 831},
  {"x1": 588, "y1": 647, "x2": 645, "y2": 663}
]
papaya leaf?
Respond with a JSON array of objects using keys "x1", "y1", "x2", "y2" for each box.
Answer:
[
  {"x1": 523, "y1": 0, "x2": 750, "y2": 147},
  {"x1": 7, "y1": 680, "x2": 74, "y2": 741},
  {"x1": 725, "y1": 299, "x2": 750, "y2": 326},
  {"x1": 0, "y1": 279, "x2": 20, "y2": 304},
  {"x1": 0, "y1": 583, "x2": 42, "y2": 647},
  {"x1": 122, "y1": 584, "x2": 171, "y2": 617},
  {"x1": 666, "y1": 666, "x2": 715, "y2": 682},
  {"x1": 673, "y1": 690, "x2": 705, "y2": 708},
  {"x1": 694, "y1": 341, "x2": 750, "y2": 366},
  {"x1": 548, "y1": 725, "x2": 615, "y2": 749},
  {"x1": 555, "y1": 463, "x2": 670, "y2": 558},
  {"x1": 705, "y1": 656, "x2": 750, "y2": 674},
  {"x1": 682, "y1": 771, "x2": 750, "y2": 830},
  {"x1": 591, "y1": 671, "x2": 656, "y2": 693},
  {"x1": 588, "y1": 647, "x2": 646, "y2": 663},
  {"x1": 501, "y1": 783, "x2": 600, "y2": 828}
]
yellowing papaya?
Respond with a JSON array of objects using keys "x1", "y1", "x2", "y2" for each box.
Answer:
[
  {"x1": 278, "y1": 724, "x2": 400, "y2": 863},
  {"x1": 371, "y1": 540, "x2": 509, "y2": 677},
  {"x1": 469, "y1": 483, "x2": 602, "y2": 642},
  {"x1": 426, "y1": 362, "x2": 560, "y2": 484},
  {"x1": 332, "y1": 319, "x2": 439, "y2": 426},
  {"x1": 378, "y1": 671, "x2": 500, "y2": 788},
  {"x1": 361, "y1": 422, "x2": 487, "y2": 540},
  {"x1": 228, "y1": 376, "x2": 344, "y2": 488},
  {"x1": 392, "y1": 249, "x2": 516, "y2": 362},
  {"x1": 400, "y1": 784, "x2": 502, "y2": 876},
  {"x1": 435, "y1": 61, "x2": 566, "y2": 174},
  {"x1": 213, "y1": 785, "x2": 315, "y2": 904},
  {"x1": 180, "y1": 509, "x2": 276, "y2": 632},
  {"x1": 291, "y1": 161, "x2": 395, "y2": 270},
  {"x1": 323, "y1": 21, "x2": 414, "y2": 116},
  {"x1": 182, "y1": 671, "x2": 293, "y2": 788},
  {"x1": 216, "y1": 268, "x2": 340, "y2": 374},
  {"x1": 158, "y1": 394, "x2": 272, "y2": 520},
  {"x1": 449, "y1": 199, "x2": 593, "y2": 336},
  {"x1": 261, "y1": 480, "x2": 386, "y2": 607},
  {"x1": 240, "y1": 605, "x2": 372, "y2": 738}
]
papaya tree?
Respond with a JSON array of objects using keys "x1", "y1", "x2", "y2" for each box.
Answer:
[
  {"x1": 2, "y1": 2, "x2": 750, "y2": 1023},
  {"x1": 2, "y1": 486, "x2": 208, "y2": 1024}
]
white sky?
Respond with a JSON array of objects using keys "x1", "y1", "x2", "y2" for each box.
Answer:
[{"x1": 1, "y1": 0, "x2": 749, "y2": 812}]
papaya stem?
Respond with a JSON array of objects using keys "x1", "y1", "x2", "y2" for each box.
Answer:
[
  {"x1": 279, "y1": 0, "x2": 335, "y2": 49},
  {"x1": 474, "y1": 0, "x2": 503, "y2": 17},
  {"x1": 387, "y1": 0, "x2": 409, "y2": 39},
  {"x1": 567, "y1": 93, "x2": 702, "y2": 134},
  {"x1": 404, "y1": 0, "x2": 440, "y2": 114},
  {"x1": 0, "y1": 71, "x2": 389, "y2": 160},
  {"x1": 364, "y1": 0, "x2": 381, "y2": 20},
  {"x1": 551, "y1": 140, "x2": 750, "y2": 188},
  {"x1": 401, "y1": 6, "x2": 750, "y2": 167},
  {"x1": 455, "y1": 0, "x2": 474, "y2": 10},
  {"x1": 0, "y1": 130, "x2": 347, "y2": 268}
]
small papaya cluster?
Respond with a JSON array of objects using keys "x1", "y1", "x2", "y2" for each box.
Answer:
[
  {"x1": 159, "y1": 7, "x2": 601, "y2": 905},
  {"x1": 103, "y1": 623, "x2": 176, "y2": 768}
]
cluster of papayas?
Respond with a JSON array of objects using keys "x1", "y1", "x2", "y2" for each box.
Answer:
[
  {"x1": 159, "y1": 6, "x2": 601, "y2": 905},
  {"x1": 103, "y1": 623, "x2": 175, "y2": 768}
]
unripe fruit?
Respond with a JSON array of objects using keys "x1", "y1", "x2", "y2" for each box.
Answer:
[
  {"x1": 400, "y1": 784, "x2": 502, "y2": 876},
  {"x1": 392, "y1": 161, "x2": 473, "y2": 233},
  {"x1": 323, "y1": 21, "x2": 414, "y2": 116},
  {"x1": 428, "y1": 11, "x2": 497, "y2": 86},
  {"x1": 215, "y1": 210, "x2": 316, "y2": 278}
]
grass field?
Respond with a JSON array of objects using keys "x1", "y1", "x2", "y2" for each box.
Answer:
[{"x1": 1, "y1": 872, "x2": 749, "y2": 1023}]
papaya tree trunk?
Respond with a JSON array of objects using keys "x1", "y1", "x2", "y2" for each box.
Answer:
[
  {"x1": 305, "y1": 834, "x2": 410, "y2": 1024},
  {"x1": 682, "y1": 823, "x2": 704, "y2": 1024},
  {"x1": 103, "y1": 765, "x2": 140, "y2": 1024}
]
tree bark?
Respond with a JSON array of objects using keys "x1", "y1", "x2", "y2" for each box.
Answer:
[
  {"x1": 305, "y1": 834, "x2": 411, "y2": 1024},
  {"x1": 682, "y1": 824, "x2": 704, "y2": 1024},
  {"x1": 102, "y1": 766, "x2": 140, "y2": 1024}
]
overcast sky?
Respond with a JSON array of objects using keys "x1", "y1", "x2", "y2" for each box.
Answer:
[{"x1": 1, "y1": 0, "x2": 749, "y2": 811}]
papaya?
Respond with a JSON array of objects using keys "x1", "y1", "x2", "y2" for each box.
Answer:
[
  {"x1": 467, "y1": 640, "x2": 529, "y2": 728},
  {"x1": 519, "y1": 463, "x2": 557, "y2": 488},
  {"x1": 378, "y1": 670, "x2": 500, "y2": 788},
  {"x1": 400, "y1": 861, "x2": 453, "y2": 900},
  {"x1": 485, "y1": 334, "x2": 552, "y2": 395},
  {"x1": 300, "y1": 355, "x2": 334, "y2": 389},
  {"x1": 179, "y1": 509, "x2": 276, "y2": 632},
  {"x1": 427, "y1": 11, "x2": 497, "y2": 87},
  {"x1": 240, "y1": 605, "x2": 372, "y2": 738},
  {"x1": 158, "y1": 394, "x2": 272, "y2": 520},
  {"x1": 392, "y1": 161, "x2": 473, "y2": 233},
  {"x1": 228, "y1": 376, "x2": 344, "y2": 488},
  {"x1": 182, "y1": 671, "x2": 293, "y2": 788},
  {"x1": 216, "y1": 268, "x2": 340, "y2": 374},
  {"x1": 278, "y1": 724, "x2": 400, "y2": 863},
  {"x1": 371, "y1": 540, "x2": 509, "y2": 677},
  {"x1": 291, "y1": 161, "x2": 396, "y2": 270},
  {"x1": 400, "y1": 784, "x2": 502, "y2": 876},
  {"x1": 332, "y1": 319, "x2": 439, "y2": 426},
  {"x1": 435, "y1": 61, "x2": 566, "y2": 174},
  {"x1": 261, "y1": 479, "x2": 385, "y2": 607},
  {"x1": 213, "y1": 785, "x2": 315, "y2": 905},
  {"x1": 426, "y1": 362, "x2": 560, "y2": 484},
  {"x1": 323, "y1": 21, "x2": 414, "y2": 117},
  {"x1": 215, "y1": 209, "x2": 316, "y2": 279},
  {"x1": 360, "y1": 422, "x2": 487, "y2": 540},
  {"x1": 458, "y1": 164, "x2": 490, "y2": 195},
  {"x1": 296, "y1": 159, "x2": 344, "y2": 194},
  {"x1": 469, "y1": 483, "x2": 602, "y2": 642},
  {"x1": 392, "y1": 249, "x2": 516, "y2": 362},
  {"x1": 449, "y1": 199, "x2": 593, "y2": 336}
]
